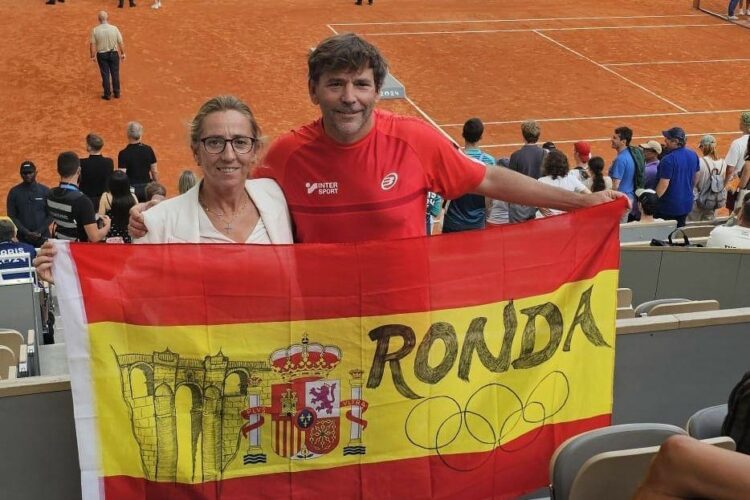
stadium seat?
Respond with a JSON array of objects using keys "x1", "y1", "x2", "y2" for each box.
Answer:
[
  {"x1": 616, "y1": 307, "x2": 635, "y2": 319},
  {"x1": 0, "y1": 345, "x2": 17, "y2": 380},
  {"x1": 549, "y1": 423, "x2": 686, "y2": 500},
  {"x1": 633, "y1": 298, "x2": 690, "y2": 317},
  {"x1": 686, "y1": 404, "x2": 728, "y2": 439},
  {"x1": 648, "y1": 300, "x2": 719, "y2": 316},
  {"x1": 0, "y1": 329, "x2": 28, "y2": 376},
  {"x1": 564, "y1": 436, "x2": 735, "y2": 500},
  {"x1": 616, "y1": 288, "x2": 632, "y2": 308}
]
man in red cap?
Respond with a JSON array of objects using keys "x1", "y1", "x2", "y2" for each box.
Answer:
[{"x1": 571, "y1": 141, "x2": 591, "y2": 183}]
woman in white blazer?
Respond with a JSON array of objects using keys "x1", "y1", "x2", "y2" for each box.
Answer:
[{"x1": 137, "y1": 95, "x2": 292, "y2": 245}]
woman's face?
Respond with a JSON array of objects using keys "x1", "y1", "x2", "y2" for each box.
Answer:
[{"x1": 193, "y1": 110, "x2": 257, "y2": 191}]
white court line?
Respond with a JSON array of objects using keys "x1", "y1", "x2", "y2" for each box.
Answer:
[
  {"x1": 605, "y1": 58, "x2": 750, "y2": 67},
  {"x1": 326, "y1": 24, "x2": 339, "y2": 34},
  {"x1": 404, "y1": 96, "x2": 457, "y2": 145},
  {"x1": 330, "y1": 14, "x2": 704, "y2": 27},
  {"x1": 440, "y1": 109, "x2": 749, "y2": 128},
  {"x1": 480, "y1": 131, "x2": 741, "y2": 149},
  {"x1": 359, "y1": 23, "x2": 728, "y2": 36},
  {"x1": 533, "y1": 30, "x2": 688, "y2": 113}
]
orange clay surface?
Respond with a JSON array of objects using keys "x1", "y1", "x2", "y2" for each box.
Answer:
[{"x1": 1, "y1": 0, "x2": 749, "y2": 205}]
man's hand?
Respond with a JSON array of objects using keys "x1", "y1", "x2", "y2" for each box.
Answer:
[
  {"x1": 33, "y1": 241, "x2": 57, "y2": 284},
  {"x1": 100, "y1": 214, "x2": 112, "y2": 232},
  {"x1": 128, "y1": 199, "x2": 160, "y2": 239},
  {"x1": 584, "y1": 190, "x2": 632, "y2": 209}
]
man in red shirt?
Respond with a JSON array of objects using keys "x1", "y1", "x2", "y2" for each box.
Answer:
[{"x1": 127, "y1": 33, "x2": 623, "y2": 243}]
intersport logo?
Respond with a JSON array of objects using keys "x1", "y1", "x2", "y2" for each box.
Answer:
[{"x1": 306, "y1": 181, "x2": 339, "y2": 195}]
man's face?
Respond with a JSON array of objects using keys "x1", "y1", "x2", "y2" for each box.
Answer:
[
  {"x1": 663, "y1": 137, "x2": 679, "y2": 151},
  {"x1": 643, "y1": 148, "x2": 658, "y2": 162},
  {"x1": 20, "y1": 168, "x2": 36, "y2": 184},
  {"x1": 611, "y1": 133, "x2": 624, "y2": 150},
  {"x1": 309, "y1": 66, "x2": 379, "y2": 144}
]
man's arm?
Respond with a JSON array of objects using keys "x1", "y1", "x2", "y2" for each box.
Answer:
[
  {"x1": 6, "y1": 190, "x2": 33, "y2": 238},
  {"x1": 89, "y1": 41, "x2": 97, "y2": 61},
  {"x1": 612, "y1": 178, "x2": 621, "y2": 191},
  {"x1": 83, "y1": 216, "x2": 111, "y2": 243},
  {"x1": 473, "y1": 164, "x2": 626, "y2": 211},
  {"x1": 740, "y1": 161, "x2": 750, "y2": 190},
  {"x1": 149, "y1": 163, "x2": 159, "y2": 182},
  {"x1": 656, "y1": 178, "x2": 670, "y2": 197}
]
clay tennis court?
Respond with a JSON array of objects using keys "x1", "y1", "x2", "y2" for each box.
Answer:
[{"x1": 2, "y1": 0, "x2": 749, "y2": 204}]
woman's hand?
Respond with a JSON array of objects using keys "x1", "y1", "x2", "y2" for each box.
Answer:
[
  {"x1": 33, "y1": 240, "x2": 57, "y2": 284},
  {"x1": 128, "y1": 199, "x2": 161, "y2": 239}
]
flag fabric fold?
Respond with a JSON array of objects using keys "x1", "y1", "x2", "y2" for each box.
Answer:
[{"x1": 55, "y1": 199, "x2": 624, "y2": 500}]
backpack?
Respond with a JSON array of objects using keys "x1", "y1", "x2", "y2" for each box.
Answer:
[
  {"x1": 627, "y1": 146, "x2": 646, "y2": 190},
  {"x1": 722, "y1": 371, "x2": 750, "y2": 454},
  {"x1": 696, "y1": 158, "x2": 727, "y2": 210}
]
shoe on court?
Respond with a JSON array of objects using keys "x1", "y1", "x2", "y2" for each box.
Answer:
[
  {"x1": 740, "y1": 9, "x2": 746, "y2": 15},
  {"x1": 728, "y1": 15, "x2": 739, "y2": 20}
]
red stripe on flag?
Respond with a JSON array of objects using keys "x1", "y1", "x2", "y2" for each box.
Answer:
[
  {"x1": 102, "y1": 414, "x2": 610, "y2": 499},
  {"x1": 70, "y1": 199, "x2": 624, "y2": 326}
]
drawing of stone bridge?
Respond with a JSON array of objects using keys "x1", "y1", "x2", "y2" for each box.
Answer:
[{"x1": 114, "y1": 348, "x2": 270, "y2": 482}]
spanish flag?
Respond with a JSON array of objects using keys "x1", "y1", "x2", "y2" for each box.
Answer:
[{"x1": 54, "y1": 200, "x2": 623, "y2": 500}]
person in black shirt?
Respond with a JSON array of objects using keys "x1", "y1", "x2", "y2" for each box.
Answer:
[
  {"x1": 47, "y1": 151, "x2": 110, "y2": 242},
  {"x1": 117, "y1": 121, "x2": 158, "y2": 202},
  {"x1": 80, "y1": 133, "x2": 114, "y2": 211},
  {"x1": 6, "y1": 160, "x2": 51, "y2": 247}
]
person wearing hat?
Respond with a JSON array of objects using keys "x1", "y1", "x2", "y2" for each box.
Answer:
[
  {"x1": 638, "y1": 140, "x2": 662, "y2": 190},
  {"x1": 5, "y1": 160, "x2": 51, "y2": 247},
  {"x1": 655, "y1": 127, "x2": 699, "y2": 227},
  {"x1": 571, "y1": 141, "x2": 591, "y2": 183}
]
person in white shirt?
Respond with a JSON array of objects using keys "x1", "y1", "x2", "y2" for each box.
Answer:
[
  {"x1": 537, "y1": 150, "x2": 591, "y2": 217},
  {"x1": 725, "y1": 112, "x2": 750, "y2": 188},
  {"x1": 706, "y1": 199, "x2": 750, "y2": 249}
]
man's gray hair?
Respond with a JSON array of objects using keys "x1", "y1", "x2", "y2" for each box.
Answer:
[
  {"x1": 0, "y1": 219, "x2": 16, "y2": 242},
  {"x1": 127, "y1": 121, "x2": 143, "y2": 140}
]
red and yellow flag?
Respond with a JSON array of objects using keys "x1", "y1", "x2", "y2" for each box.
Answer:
[{"x1": 54, "y1": 200, "x2": 623, "y2": 500}]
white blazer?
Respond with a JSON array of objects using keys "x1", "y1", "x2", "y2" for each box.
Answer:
[{"x1": 137, "y1": 178, "x2": 293, "y2": 244}]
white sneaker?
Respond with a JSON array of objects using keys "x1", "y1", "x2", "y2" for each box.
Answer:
[
  {"x1": 728, "y1": 15, "x2": 739, "y2": 20},
  {"x1": 740, "y1": 9, "x2": 746, "y2": 15}
]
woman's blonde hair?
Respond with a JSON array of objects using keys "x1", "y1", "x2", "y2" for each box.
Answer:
[{"x1": 189, "y1": 95, "x2": 262, "y2": 153}]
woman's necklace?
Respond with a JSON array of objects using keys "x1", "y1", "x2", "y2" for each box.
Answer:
[{"x1": 199, "y1": 194, "x2": 248, "y2": 233}]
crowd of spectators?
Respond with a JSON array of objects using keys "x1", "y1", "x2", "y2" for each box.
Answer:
[{"x1": 428, "y1": 112, "x2": 750, "y2": 249}]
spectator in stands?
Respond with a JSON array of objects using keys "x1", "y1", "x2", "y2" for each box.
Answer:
[
  {"x1": 725, "y1": 112, "x2": 749, "y2": 191},
  {"x1": 638, "y1": 140, "x2": 662, "y2": 189},
  {"x1": 508, "y1": 120, "x2": 548, "y2": 222},
  {"x1": 536, "y1": 150, "x2": 590, "y2": 217},
  {"x1": 609, "y1": 126, "x2": 636, "y2": 223},
  {"x1": 726, "y1": 191, "x2": 750, "y2": 226},
  {"x1": 6, "y1": 160, "x2": 50, "y2": 247},
  {"x1": 0, "y1": 219, "x2": 36, "y2": 281},
  {"x1": 585, "y1": 156, "x2": 613, "y2": 193},
  {"x1": 630, "y1": 189, "x2": 663, "y2": 224},
  {"x1": 486, "y1": 158, "x2": 511, "y2": 226},
  {"x1": 442, "y1": 118, "x2": 495, "y2": 233},
  {"x1": 145, "y1": 182, "x2": 166, "y2": 202},
  {"x1": 634, "y1": 435, "x2": 750, "y2": 499},
  {"x1": 542, "y1": 141, "x2": 556, "y2": 153},
  {"x1": 689, "y1": 134, "x2": 727, "y2": 222},
  {"x1": 656, "y1": 127, "x2": 699, "y2": 228},
  {"x1": 80, "y1": 133, "x2": 114, "y2": 211},
  {"x1": 425, "y1": 191, "x2": 443, "y2": 235},
  {"x1": 118, "y1": 121, "x2": 158, "y2": 202},
  {"x1": 47, "y1": 152, "x2": 110, "y2": 242},
  {"x1": 706, "y1": 199, "x2": 750, "y2": 248},
  {"x1": 178, "y1": 170, "x2": 197, "y2": 195},
  {"x1": 128, "y1": 34, "x2": 625, "y2": 242},
  {"x1": 570, "y1": 141, "x2": 591, "y2": 183},
  {"x1": 98, "y1": 170, "x2": 137, "y2": 243},
  {"x1": 728, "y1": 0, "x2": 742, "y2": 19}
]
